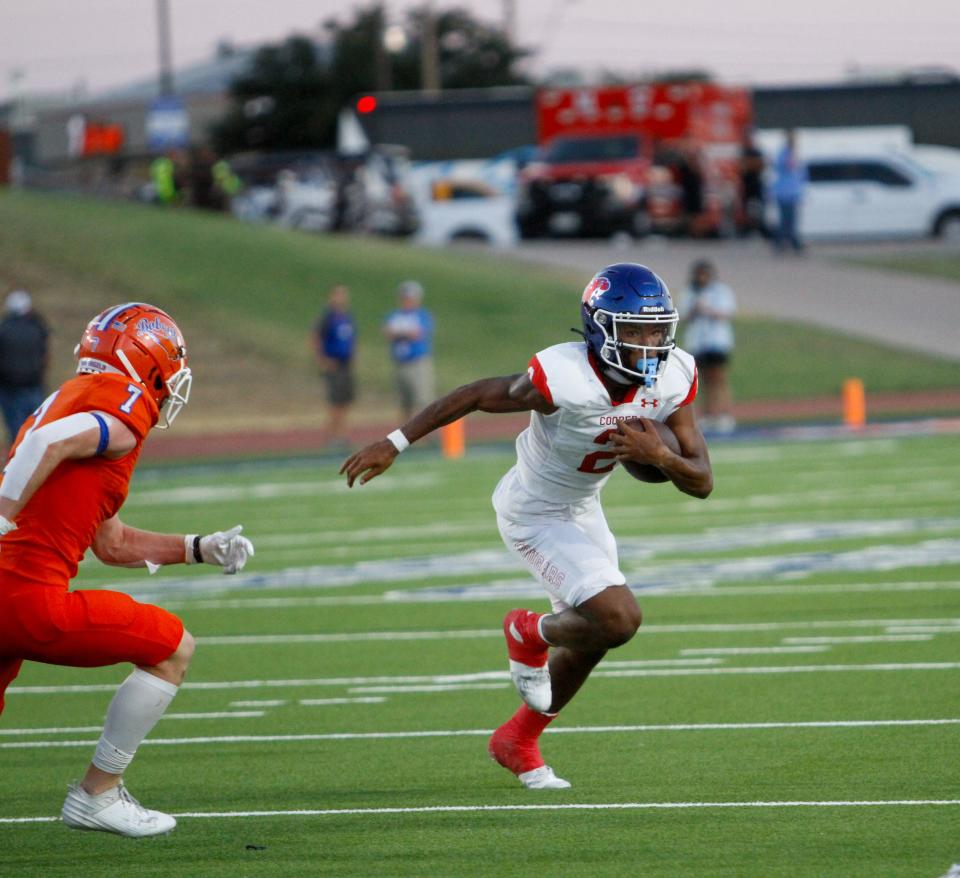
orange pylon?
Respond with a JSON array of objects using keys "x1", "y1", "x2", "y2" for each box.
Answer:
[
  {"x1": 842, "y1": 378, "x2": 866, "y2": 429},
  {"x1": 441, "y1": 418, "x2": 466, "y2": 458}
]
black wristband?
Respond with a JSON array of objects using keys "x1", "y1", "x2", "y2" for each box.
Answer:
[{"x1": 192, "y1": 535, "x2": 203, "y2": 564}]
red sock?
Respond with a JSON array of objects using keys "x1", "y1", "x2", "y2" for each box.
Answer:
[
  {"x1": 521, "y1": 611, "x2": 549, "y2": 648},
  {"x1": 504, "y1": 609, "x2": 550, "y2": 665},
  {"x1": 512, "y1": 702, "x2": 556, "y2": 735}
]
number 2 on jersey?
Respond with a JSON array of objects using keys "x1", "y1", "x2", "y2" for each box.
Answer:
[
  {"x1": 119, "y1": 383, "x2": 143, "y2": 414},
  {"x1": 577, "y1": 429, "x2": 617, "y2": 474}
]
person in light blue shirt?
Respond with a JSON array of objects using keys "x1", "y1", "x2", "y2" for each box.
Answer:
[
  {"x1": 383, "y1": 280, "x2": 435, "y2": 419},
  {"x1": 679, "y1": 260, "x2": 737, "y2": 434},
  {"x1": 771, "y1": 129, "x2": 808, "y2": 253}
]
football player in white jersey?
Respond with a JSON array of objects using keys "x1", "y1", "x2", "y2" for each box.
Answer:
[{"x1": 342, "y1": 263, "x2": 713, "y2": 790}]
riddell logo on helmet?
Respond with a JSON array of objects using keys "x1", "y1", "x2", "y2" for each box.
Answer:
[
  {"x1": 136, "y1": 317, "x2": 178, "y2": 341},
  {"x1": 640, "y1": 305, "x2": 666, "y2": 313},
  {"x1": 582, "y1": 276, "x2": 611, "y2": 305}
]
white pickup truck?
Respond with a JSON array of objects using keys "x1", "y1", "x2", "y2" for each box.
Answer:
[
  {"x1": 794, "y1": 151, "x2": 960, "y2": 241},
  {"x1": 759, "y1": 128, "x2": 960, "y2": 241}
]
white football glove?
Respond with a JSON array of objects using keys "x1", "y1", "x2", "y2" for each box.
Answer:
[
  {"x1": 0, "y1": 515, "x2": 16, "y2": 536},
  {"x1": 184, "y1": 525, "x2": 254, "y2": 574}
]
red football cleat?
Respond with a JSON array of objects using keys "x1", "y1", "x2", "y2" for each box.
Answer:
[{"x1": 488, "y1": 717, "x2": 570, "y2": 790}]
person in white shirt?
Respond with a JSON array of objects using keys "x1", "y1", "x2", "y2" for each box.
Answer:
[
  {"x1": 342, "y1": 263, "x2": 713, "y2": 790},
  {"x1": 679, "y1": 260, "x2": 737, "y2": 434}
]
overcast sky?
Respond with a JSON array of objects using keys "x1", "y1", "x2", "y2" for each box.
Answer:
[{"x1": 2, "y1": 0, "x2": 958, "y2": 102}]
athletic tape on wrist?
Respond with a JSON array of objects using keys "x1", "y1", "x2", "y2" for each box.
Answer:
[
  {"x1": 386, "y1": 429, "x2": 410, "y2": 453},
  {"x1": 184, "y1": 534, "x2": 202, "y2": 564}
]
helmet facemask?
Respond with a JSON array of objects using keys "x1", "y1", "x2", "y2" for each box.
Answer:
[
  {"x1": 158, "y1": 366, "x2": 192, "y2": 429},
  {"x1": 591, "y1": 309, "x2": 677, "y2": 387}
]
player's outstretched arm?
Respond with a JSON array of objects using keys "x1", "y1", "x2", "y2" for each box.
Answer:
[
  {"x1": 341, "y1": 373, "x2": 555, "y2": 487},
  {"x1": 92, "y1": 517, "x2": 255, "y2": 574}
]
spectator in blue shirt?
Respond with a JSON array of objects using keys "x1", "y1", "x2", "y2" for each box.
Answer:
[
  {"x1": 313, "y1": 285, "x2": 356, "y2": 445},
  {"x1": 383, "y1": 280, "x2": 435, "y2": 420},
  {"x1": 771, "y1": 129, "x2": 808, "y2": 253}
]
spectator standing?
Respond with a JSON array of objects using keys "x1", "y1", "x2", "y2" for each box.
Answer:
[
  {"x1": 383, "y1": 280, "x2": 435, "y2": 420},
  {"x1": 676, "y1": 142, "x2": 706, "y2": 238},
  {"x1": 679, "y1": 260, "x2": 737, "y2": 434},
  {"x1": 772, "y1": 130, "x2": 808, "y2": 253},
  {"x1": 739, "y1": 131, "x2": 767, "y2": 237},
  {"x1": 313, "y1": 285, "x2": 357, "y2": 446},
  {"x1": 148, "y1": 150, "x2": 185, "y2": 205},
  {"x1": 0, "y1": 290, "x2": 49, "y2": 444}
]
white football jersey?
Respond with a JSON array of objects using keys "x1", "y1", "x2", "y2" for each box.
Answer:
[{"x1": 511, "y1": 341, "x2": 697, "y2": 504}]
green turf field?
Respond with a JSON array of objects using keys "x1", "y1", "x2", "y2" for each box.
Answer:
[{"x1": 2, "y1": 429, "x2": 958, "y2": 876}]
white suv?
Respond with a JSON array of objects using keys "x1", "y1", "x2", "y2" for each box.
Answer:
[{"x1": 775, "y1": 152, "x2": 960, "y2": 241}]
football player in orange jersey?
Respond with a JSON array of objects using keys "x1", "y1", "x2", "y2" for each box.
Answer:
[{"x1": 0, "y1": 303, "x2": 255, "y2": 837}]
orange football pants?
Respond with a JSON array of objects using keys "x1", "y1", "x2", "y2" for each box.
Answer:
[{"x1": 0, "y1": 584, "x2": 184, "y2": 715}]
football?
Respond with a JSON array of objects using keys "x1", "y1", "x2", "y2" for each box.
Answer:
[{"x1": 619, "y1": 419, "x2": 681, "y2": 483}]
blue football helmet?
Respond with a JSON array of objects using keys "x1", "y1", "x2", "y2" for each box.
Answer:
[{"x1": 580, "y1": 263, "x2": 678, "y2": 386}]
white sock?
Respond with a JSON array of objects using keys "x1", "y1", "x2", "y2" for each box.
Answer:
[
  {"x1": 537, "y1": 613, "x2": 554, "y2": 646},
  {"x1": 92, "y1": 669, "x2": 178, "y2": 774}
]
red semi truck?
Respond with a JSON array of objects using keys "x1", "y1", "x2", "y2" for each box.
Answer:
[{"x1": 515, "y1": 83, "x2": 753, "y2": 238}]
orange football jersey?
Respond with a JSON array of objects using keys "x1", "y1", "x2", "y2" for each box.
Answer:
[{"x1": 0, "y1": 373, "x2": 158, "y2": 587}]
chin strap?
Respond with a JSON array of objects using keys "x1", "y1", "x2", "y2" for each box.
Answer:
[{"x1": 603, "y1": 363, "x2": 634, "y2": 386}]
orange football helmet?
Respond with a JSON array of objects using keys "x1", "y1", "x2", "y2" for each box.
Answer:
[{"x1": 75, "y1": 302, "x2": 192, "y2": 429}]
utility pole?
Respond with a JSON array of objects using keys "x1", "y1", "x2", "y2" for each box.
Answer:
[
  {"x1": 420, "y1": 1, "x2": 440, "y2": 93},
  {"x1": 156, "y1": 0, "x2": 174, "y2": 96},
  {"x1": 374, "y1": 6, "x2": 392, "y2": 91},
  {"x1": 502, "y1": 0, "x2": 517, "y2": 44}
]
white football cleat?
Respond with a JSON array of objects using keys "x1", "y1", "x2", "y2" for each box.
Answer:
[
  {"x1": 517, "y1": 766, "x2": 571, "y2": 790},
  {"x1": 508, "y1": 660, "x2": 552, "y2": 714},
  {"x1": 61, "y1": 781, "x2": 176, "y2": 837}
]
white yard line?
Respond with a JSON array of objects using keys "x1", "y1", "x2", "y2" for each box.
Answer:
[
  {"x1": 9, "y1": 659, "x2": 960, "y2": 697},
  {"x1": 196, "y1": 630, "x2": 499, "y2": 645},
  {"x1": 188, "y1": 618, "x2": 960, "y2": 647},
  {"x1": 4, "y1": 798, "x2": 959, "y2": 825},
  {"x1": 783, "y1": 635, "x2": 933, "y2": 644},
  {"x1": 0, "y1": 712, "x2": 264, "y2": 735},
  {"x1": 230, "y1": 700, "x2": 288, "y2": 708},
  {"x1": 885, "y1": 626, "x2": 960, "y2": 634},
  {"x1": 298, "y1": 697, "x2": 386, "y2": 706},
  {"x1": 168, "y1": 581, "x2": 960, "y2": 610},
  {"x1": 2, "y1": 718, "x2": 957, "y2": 750},
  {"x1": 681, "y1": 647, "x2": 829, "y2": 655},
  {"x1": 348, "y1": 683, "x2": 509, "y2": 694},
  {"x1": 0, "y1": 726, "x2": 102, "y2": 736},
  {"x1": 594, "y1": 662, "x2": 960, "y2": 679},
  {"x1": 640, "y1": 618, "x2": 960, "y2": 634}
]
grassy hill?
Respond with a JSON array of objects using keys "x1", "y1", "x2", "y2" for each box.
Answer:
[{"x1": 1, "y1": 189, "x2": 957, "y2": 432}]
